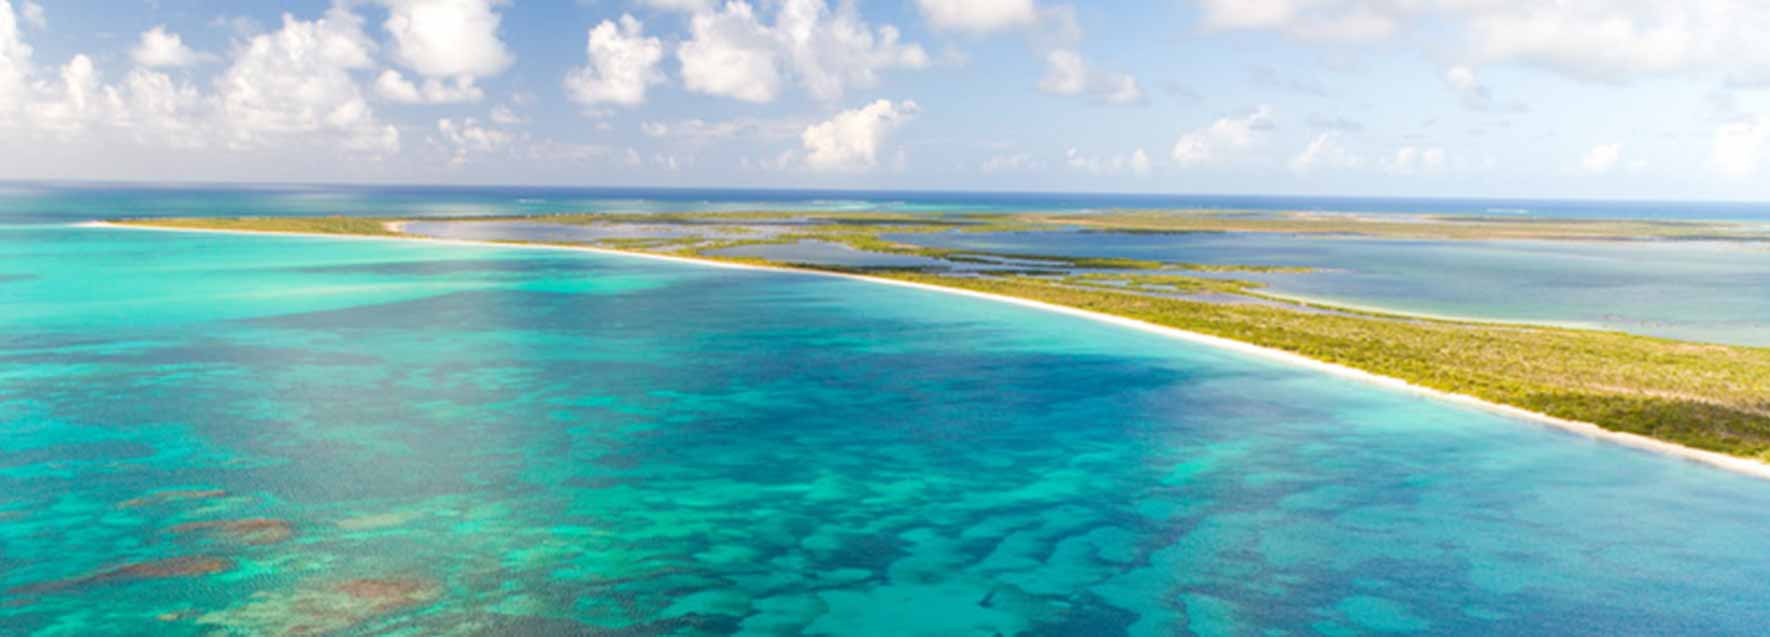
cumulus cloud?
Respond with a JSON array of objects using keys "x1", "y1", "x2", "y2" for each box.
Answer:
[
  {"x1": 1289, "y1": 132, "x2": 1360, "y2": 173},
  {"x1": 216, "y1": 4, "x2": 398, "y2": 153},
  {"x1": 0, "y1": 3, "x2": 203, "y2": 145},
  {"x1": 1580, "y1": 143, "x2": 1622, "y2": 174},
  {"x1": 379, "y1": 0, "x2": 512, "y2": 102},
  {"x1": 106, "y1": 68, "x2": 207, "y2": 147},
  {"x1": 26, "y1": 54, "x2": 101, "y2": 134},
  {"x1": 915, "y1": 0, "x2": 1039, "y2": 33},
  {"x1": 564, "y1": 14, "x2": 664, "y2": 108},
  {"x1": 1038, "y1": 49, "x2": 1087, "y2": 94},
  {"x1": 801, "y1": 98, "x2": 918, "y2": 171},
  {"x1": 0, "y1": 0, "x2": 32, "y2": 114},
  {"x1": 436, "y1": 116, "x2": 510, "y2": 165},
  {"x1": 1039, "y1": 49, "x2": 1142, "y2": 104},
  {"x1": 677, "y1": 2, "x2": 780, "y2": 102},
  {"x1": 677, "y1": 0, "x2": 927, "y2": 103},
  {"x1": 373, "y1": 69, "x2": 422, "y2": 102},
  {"x1": 374, "y1": 69, "x2": 483, "y2": 103},
  {"x1": 131, "y1": 27, "x2": 214, "y2": 68},
  {"x1": 1172, "y1": 105, "x2": 1274, "y2": 166}
]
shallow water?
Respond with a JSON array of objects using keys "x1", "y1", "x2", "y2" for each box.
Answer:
[
  {"x1": 5, "y1": 225, "x2": 1770, "y2": 636},
  {"x1": 899, "y1": 230, "x2": 1770, "y2": 346}
]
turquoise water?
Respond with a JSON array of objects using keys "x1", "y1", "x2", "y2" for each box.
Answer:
[
  {"x1": 900, "y1": 230, "x2": 1770, "y2": 346},
  {"x1": 6, "y1": 223, "x2": 1770, "y2": 636}
]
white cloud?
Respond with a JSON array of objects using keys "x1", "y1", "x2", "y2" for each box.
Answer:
[
  {"x1": 1196, "y1": 1, "x2": 1770, "y2": 82},
  {"x1": 1039, "y1": 49, "x2": 1086, "y2": 94},
  {"x1": 1065, "y1": 146, "x2": 1152, "y2": 176},
  {"x1": 373, "y1": 69, "x2": 483, "y2": 103},
  {"x1": 130, "y1": 27, "x2": 213, "y2": 68},
  {"x1": 1712, "y1": 116, "x2": 1770, "y2": 176},
  {"x1": 639, "y1": 0, "x2": 714, "y2": 12},
  {"x1": 0, "y1": 4, "x2": 212, "y2": 148},
  {"x1": 489, "y1": 103, "x2": 522, "y2": 125},
  {"x1": 105, "y1": 68, "x2": 207, "y2": 147},
  {"x1": 1130, "y1": 148, "x2": 1152, "y2": 176},
  {"x1": 1580, "y1": 143, "x2": 1622, "y2": 175},
  {"x1": 0, "y1": 0, "x2": 33, "y2": 115},
  {"x1": 1384, "y1": 145, "x2": 1448, "y2": 175},
  {"x1": 777, "y1": 0, "x2": 928, "y2": 102},
  {"x1": 420, "y1": 76, "x2": 483, "y2": 103},
  {"x1": 915, "y1": 0, "x2": 1038, "y2": 33},
  {"x1": 26, "y1": 54, "x2": 100, "y2": 134},
  {"x1": 677, "y1": 2, "x2": 780, "y2": 102},
  {"x1": 677, "y1": 0, "x2": 927, "y2": 103},
  {"x1": 379, "y1": 0, "x2": 512, "y2": 97},
  {"x1": 1172, "y1": 105, "x2": 1274, "y2": 166},
  {"x1": 215, "y1": 4, "x2": 398, "y2": 154},
  {"x1": 640, "y1": 116, "x2": 800, "y2": 142},
  {"x1": 1197, "y1": 0, "x2": 1399, "y2": 41},
  {"x1": 1444, "y1": 65, "x2": 1490, "y2": 110},
  {"x1": 801, "y1": 98, "x2": 918, "y2": 171},
  {"x1": 1290, "y1": 131, "x2": 1360, "y2": 173},
  {"x1": 564, "y1": 14, "x2": 664, "y2": 108},
  {"x1": 436, "y1": 116, "x2": 509, "y2": 165},
  {"x1": 373, "y1": 69, "x2": 421, "y2": 102},
  {"x1": 1038, "y1": 49, "x2": 1142, "y2": 105}
]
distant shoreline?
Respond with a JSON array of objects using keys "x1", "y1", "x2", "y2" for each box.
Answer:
[{"x1": 84, "y1": 220, "x2": 1770, "y2": 481}]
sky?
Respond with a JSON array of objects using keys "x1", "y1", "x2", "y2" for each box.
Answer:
[{"x1": 4, "y1": 0, "x2": 1770, "y2": 199}]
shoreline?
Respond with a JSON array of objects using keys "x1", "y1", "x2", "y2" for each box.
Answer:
[{"x1": 85, "y1": 220, "x2": 1770, "y2": 481}]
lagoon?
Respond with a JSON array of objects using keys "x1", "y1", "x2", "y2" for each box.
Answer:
[{"x1": 899, "y1": 229, "x2": 1770, "y2": 346}]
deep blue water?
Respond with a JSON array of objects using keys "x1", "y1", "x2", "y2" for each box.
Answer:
[
  {"x1": 7, "y1": 181, "x2": 1770, "y2": 224},
  {"x1": 5, "y1": 187, "x2": 1770, "y2": 635}
]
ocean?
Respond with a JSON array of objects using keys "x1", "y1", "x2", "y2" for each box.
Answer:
[
  {"x1": 4, "y1": 185, "x2": 1770, "y2": 635},
  {"x1": 5, "y1": 181, "x2": 1770, "y2": 223}
]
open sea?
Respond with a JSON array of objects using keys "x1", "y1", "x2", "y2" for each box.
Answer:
[{"x1": 4, "y1": 184, "x2": 1770, "y2": 636}]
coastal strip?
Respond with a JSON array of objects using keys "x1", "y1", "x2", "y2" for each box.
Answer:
[{"x1": 84, "y1": 220, "x2": 1770, "y2": 481}]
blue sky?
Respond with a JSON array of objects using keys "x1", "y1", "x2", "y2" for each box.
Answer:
[{"x1": 3, "y1": 0, "x2": 1770, "y2": 199}]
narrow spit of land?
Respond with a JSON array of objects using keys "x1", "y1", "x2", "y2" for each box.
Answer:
[
  {"x1": 106, "y1": 213, "x2": 1770, "y2": 472},
  {"x1": 1024, "y1": 209, "x2": 1770, "y2": 241}
]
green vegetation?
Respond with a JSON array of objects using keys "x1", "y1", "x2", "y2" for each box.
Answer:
[
  {"x1": 1054, "y1": 272, "x2": 1268, "y2": 295},
  {"x1": 110, "y1": 213, "x2": 1770, "y2": 462},
  {"x1": 881, "y1": 272, "x2": 1770, "y2": 460},
  {"x1": 113, "y1": 216, "x2": 402, "y2": 236},
  {"x1": 1021, "y1": 210, "x2": 1770, "y2": 241}
]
